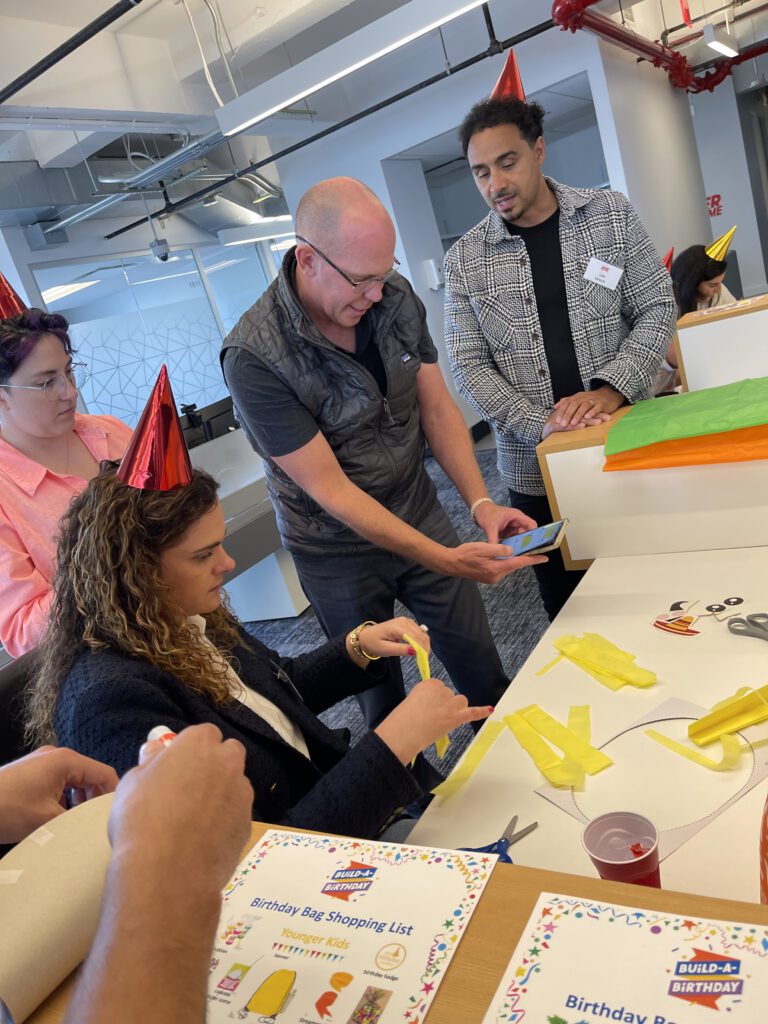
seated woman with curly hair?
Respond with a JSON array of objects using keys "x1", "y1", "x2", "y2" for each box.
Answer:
[{"x1": 25, "y1": 465, "x2": 489, "y2": 838}]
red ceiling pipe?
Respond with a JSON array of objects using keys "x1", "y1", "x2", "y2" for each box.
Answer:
[{"x1": 551, "y1": 0, "x2": 768, "y2": 92}]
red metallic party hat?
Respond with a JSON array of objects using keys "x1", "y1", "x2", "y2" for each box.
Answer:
[
  {"x1": 116, "y1": 364, "x2": 193, "y2": 491},
  {"x1": 0, "y1": 273, "x2": 27, "y2": 318},
  {"x1": 491, "y1": 49, "x2": 526, "y2": 102},
  {"x1": 662, "y1": 247, "x2": 674, "y2": 272}
]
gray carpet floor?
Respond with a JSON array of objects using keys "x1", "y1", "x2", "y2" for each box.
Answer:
[{"x1": 245, "y1": 449, "x2": 549, "y2": 775}]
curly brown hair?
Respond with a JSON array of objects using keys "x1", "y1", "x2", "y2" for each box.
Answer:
[{"x1": 26, "y1": 464, "x2": 245, "y2": 746}]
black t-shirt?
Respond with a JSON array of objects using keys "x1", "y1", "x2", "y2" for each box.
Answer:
[{"x1": 506, "y1": 209, "x2": 583, "y2": 403}]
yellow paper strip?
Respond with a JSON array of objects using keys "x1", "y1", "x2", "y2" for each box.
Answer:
[
  {"x1": 404, "y1": 631, "x2": 450, "y2": 759},
  {"x1": 431, "y1": 721, "x2": 505, "y2": 799},
  {"x1": 518, "y1": 704, "x2": 614, "y2": 775},
  {"x1": 503, "y1": 704, "x2": 612, "y2": 788},
  {"x1": 536, "y1": 654, "x2": 563, "y2": 676},
  {"x1": 646, "y1": 730, "x2": 742, "y2": 771},
  {"x1": 688, "y1": 684, "x2": 768, "y2": 746},
  {"x1": 561, "y1": 705, "x2": 590, "y2": 790},
  {"x1": 543, "y1": 634, "x2": 657, "y2": 690},
  {"x1": 403, "y1": 632, "x2": 431, "y2": 682},
  {"x1": 504, "y1": 712, "x2": 578, "y2": 787}
]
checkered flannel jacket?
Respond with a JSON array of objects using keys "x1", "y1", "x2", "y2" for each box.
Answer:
[{"x1": 444, "y1": 178, "x2": 677, "y2": 495}]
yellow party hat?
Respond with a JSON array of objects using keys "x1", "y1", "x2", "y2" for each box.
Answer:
[{"x1": 705, "y1": 225, "x2": 736, "y2": 262}]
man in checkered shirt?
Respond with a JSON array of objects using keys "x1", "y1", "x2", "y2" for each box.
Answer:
[{"x1": 445, "y1": 97, "x2": 677, "y2": 618}]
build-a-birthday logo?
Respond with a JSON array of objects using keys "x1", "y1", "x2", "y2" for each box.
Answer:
[
  {"x1": 668, "y1": 949, "x2": 743, "y2": 1009},
  {"x1": 320, "y1": 861, "x2": 377, "y2": 903}
]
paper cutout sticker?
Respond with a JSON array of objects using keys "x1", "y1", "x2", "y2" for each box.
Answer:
[{"x1": 653, "y1": 614, "x2": 700, "y2": 636}]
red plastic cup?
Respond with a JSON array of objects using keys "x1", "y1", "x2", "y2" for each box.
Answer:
[{"x1": 582, "y1": 811, "x2": 661, "y2": 888}]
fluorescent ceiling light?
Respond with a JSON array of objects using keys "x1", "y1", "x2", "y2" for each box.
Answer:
[
  {"x1": 218, "y1": 217, "x2": 294, "y2": 247},
  {"x1": 223, "y1": 232, "x2": 295, "y2": 248},
  {"x1": 131, "y1": 270, "x2": 198, "y2": 286},
  {"x1": 41, "y1": 280, "x2": 98, "y2": 304},
  {"x1": 270, "y1": 238, "x2": 296, "y2": 252},
  {"x1": 206, "y1": 258, "x2": 244, "y2": 273},
  {"x1": 216, "y1": 0, "x2": 487, "y2": 137},
  {"x1": 703, "y1": 22, "x2": 739, "y2": 59}
]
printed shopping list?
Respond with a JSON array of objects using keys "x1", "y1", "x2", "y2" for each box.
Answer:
[
  {"x1": 482, "y1": 892, "x2": 768, "y2": 1023},
  {"x1": 207, "y1": 829, "x2": 495, "y2": 1024}
]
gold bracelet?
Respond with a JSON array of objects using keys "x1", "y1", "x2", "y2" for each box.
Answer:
[{"x1": 348, "y1": 620, "x2": 380, "y2": 661}]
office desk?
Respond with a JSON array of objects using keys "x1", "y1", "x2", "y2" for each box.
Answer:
[
  {"x1": 27, "y1": 822, "x2": 768, "y2": 1024},
  {"x1": 410, "y1": 546, "x2": 768, "y2": 904},
  {"x1": 537, "y1": 409, "x2": 768, "y2": 570},
  {"x1": 676, "y1": 294, "x2": 768, "y2": 392}
]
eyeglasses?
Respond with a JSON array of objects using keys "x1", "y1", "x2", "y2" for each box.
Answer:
[
  {"x1": 295, "y1": 235, "x2": 400, "y2": 291},
  {"x1": 0, "y1": 362, "x2": 89, "y2": 402}
]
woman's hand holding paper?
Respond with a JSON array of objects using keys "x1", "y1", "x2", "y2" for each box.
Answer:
[{"x1": 374, "y1": 679, "x2": 491, "y2": 766}]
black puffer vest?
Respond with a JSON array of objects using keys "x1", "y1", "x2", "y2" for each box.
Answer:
[{"x1": 221, "y1": 252, "x2": 437, "y2": 555}]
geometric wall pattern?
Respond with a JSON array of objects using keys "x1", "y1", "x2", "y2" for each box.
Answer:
[{"x1": 72, "y1": 298, "x2": 229, "y2": 427}]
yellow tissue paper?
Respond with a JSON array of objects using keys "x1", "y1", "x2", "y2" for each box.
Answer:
[
  {"x1": 645, "y1": 729, "x2": 743, "y2": 771},
  {"x1": 560, "y1": 705, "x2": 592, "y2": 790},
  {"x1": 431, "y1": 704, "x2": 612, "y2": 799},
  {"x1": 431, "y1": 721, "x2": 505, "y2": 799},
  {"x1": 688, "y1": 683, "x2": 768, "y2": 746},
  {"x1": 505, "y1": 704, "x2": 613, "y2": 788},
  {"x1": 538, "y1": 633, "x2": 657, "y2": 691},
  {"x1": 403, "y1": 631, "x2": 450, "y2": 759}
]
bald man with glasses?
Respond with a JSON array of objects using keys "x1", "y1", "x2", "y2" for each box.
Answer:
[{"x1": 221, "y1": 177, "x2": 544, "y2": 747}]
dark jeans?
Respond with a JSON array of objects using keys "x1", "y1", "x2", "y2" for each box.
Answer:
[
  {"x1": 508, "y1": 488, "x2": 584, "y2": 621},
  {"x1": 292, "y1": 500, "x2": 508, "y2": 728}
]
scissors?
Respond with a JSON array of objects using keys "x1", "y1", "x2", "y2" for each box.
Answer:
[
  {"x1": 461, "y1": 815, "x2": 538, "y2": 864},
  {"x1": 727, "y1": 612, "x2": 768, "y2": 643}
]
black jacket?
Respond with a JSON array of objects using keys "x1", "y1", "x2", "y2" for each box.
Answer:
[{"x1": 53, "y1": 633, "x2": 422, "y2": 838}]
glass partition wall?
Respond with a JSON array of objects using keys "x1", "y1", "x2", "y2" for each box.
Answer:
[{"x1": 32, "y1": 240, "x2": 275, "y2": 426}]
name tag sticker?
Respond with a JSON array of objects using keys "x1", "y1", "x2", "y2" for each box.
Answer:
[{"x1": 584, "y1": 257, "x2": 624, "y2": 290}]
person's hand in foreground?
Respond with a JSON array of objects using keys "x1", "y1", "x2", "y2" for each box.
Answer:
[
  {"x1": 64, "y1": 725, "x2": 253, "y2": 1024},
  {"x1": 109, "y1": 722, "x2": 253, "y2": 893},
  {"x1": 0, "y1": 745, "x2": 118, "y2": 845}
]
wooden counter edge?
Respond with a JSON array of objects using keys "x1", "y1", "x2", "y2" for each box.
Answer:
[
  {"x1": 536, "y1": 408, "x2": 631, "y2": 571},
  {"x1": 677, "y1": 292, "x2": 768, "y2": 329},
  {"x1": 27, "y1": 821, "x2": 768, "y2": 1024}
]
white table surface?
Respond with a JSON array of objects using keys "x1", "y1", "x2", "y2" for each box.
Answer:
[{"x1": 409, "y1": 546, "x2": 768, "y2": 903}]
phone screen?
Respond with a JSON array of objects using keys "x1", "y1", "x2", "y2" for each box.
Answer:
[{"x1": 502, "y1": 519, "x2": 567, "y2": 556}]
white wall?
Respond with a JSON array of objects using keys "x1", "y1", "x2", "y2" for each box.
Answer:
[
  {"x1": 381, "y1": 157, "x2": 470, "y2": 415},
  {"x1": 690, "y1": 80, "x2": 768, "y2": 296},
  {"x1": 595, "y1": 40, "x2": 710, "y2": 254},
  {"x1": 429, "y1": 173, "x2": 489, "y2": 245},
  {"x1": 545, "y1": 123, "x2": 608, "y2": 189}
]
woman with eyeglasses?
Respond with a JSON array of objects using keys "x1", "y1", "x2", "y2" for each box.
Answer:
[{"x1": 0, "y1": 308, "x2": 131, "y2": 657}]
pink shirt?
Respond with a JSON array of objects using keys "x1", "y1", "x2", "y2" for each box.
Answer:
[{"x1": 0, "y1": 413, "x2": 132, "y2": 657}]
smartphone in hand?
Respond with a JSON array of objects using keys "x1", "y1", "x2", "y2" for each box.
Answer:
[{"x1": 500, "y1": 518, "x2": 568, "y2": 557}]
